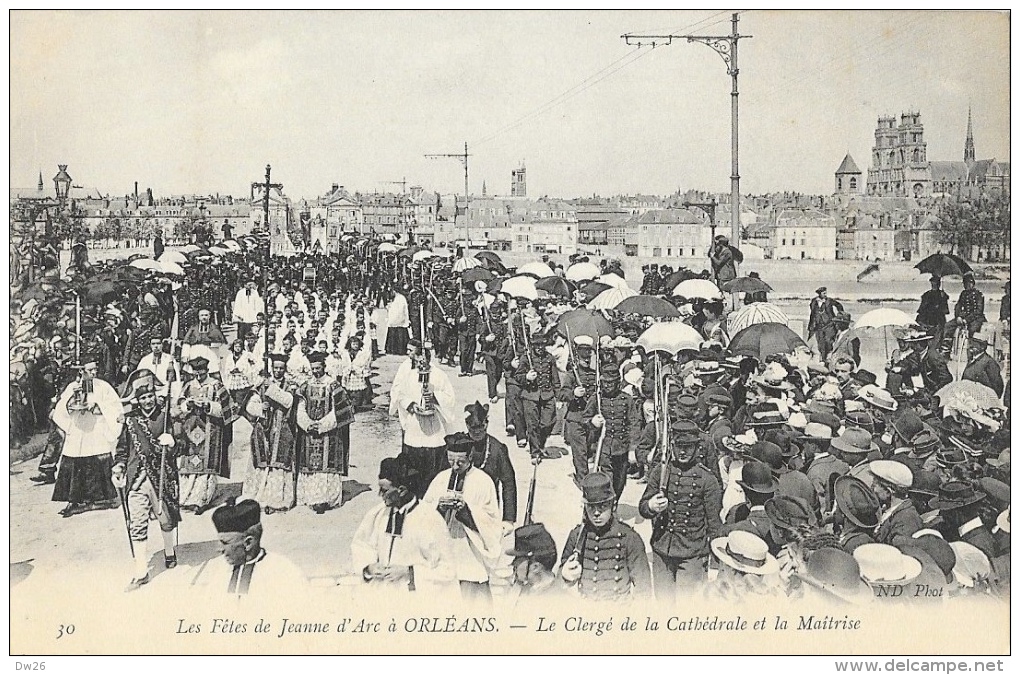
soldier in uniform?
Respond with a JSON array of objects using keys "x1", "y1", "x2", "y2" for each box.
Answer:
[
  {"x1": 455, "y1": 285, "x2": 482, "y2": 377},
  {"x1": 175, "y1": 356, "x2": 237, "y2": 514},
  {"x1": 559, "y1": 335, "x2": 598, "y2": 485},
  {"x1": 112, "y1": 375, "x2": 181, "y2": 591},
  {"x1": 477, "y1": 293, "x2": 505, "y2": 404},
  {"x1": 639, "y1": 419, "x2": 723, "y2": 601},
  {"x1": 587, "y1": 366, "x2": 642, "y2": 501},
  {"x1": 518, "y1": 332, "x2": 560, "y2": 457},
  {"x1": 499, "y1": 306, "x2": 528, "y2": 447},
  {"x1": 559, "y1": 473, "x2": 652, "y2": 602},
  {"x1": 242, "y1": 354, "x2": 298, "y2": 514}
]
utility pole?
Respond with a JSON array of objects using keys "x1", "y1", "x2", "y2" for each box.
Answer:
[
  {"x1": 623, "y1": 12, "x2": 751, "y2": 248},
  {"x1": 251, "y1": 164, "x2": 283, "y2": 236},
  {"x1": 425, "y1": 142, "x2": 471, "y2": 255}
]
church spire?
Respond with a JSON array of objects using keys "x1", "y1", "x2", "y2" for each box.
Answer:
[
  {"x1": 964, "y1": 106, "x2": 976, "y2": 164},
  {"x1": 37, "y1": 170, "x2": 43, "y2": 192}
]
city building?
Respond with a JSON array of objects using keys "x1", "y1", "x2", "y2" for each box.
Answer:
[
  {"x1": 631, "y1": 208, "x2": 709, "y2": 258},
  {"x1": 511, "y1": 162, "x2": 527, "y2": 198},
  {"x1": 510, "y1": 198, "x2": 577, "y2": 254},
  {"x1": 770, "y1": 208, "x2": 837, "y2": 260}
]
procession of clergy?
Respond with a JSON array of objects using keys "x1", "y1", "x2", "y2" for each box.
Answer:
[{"x1": 36, "y1": 237, "x2": 1010, "y2": 607}]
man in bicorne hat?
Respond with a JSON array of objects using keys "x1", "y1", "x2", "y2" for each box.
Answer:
[
  {"x1": 351, "y1": 456, "x2": 456, "y2": 595},
  {"x1": 560, "y1": 473, "x2": 652, "y2": 602},
  {"x1": 294, "y1": 351, "x2": 355, "y2": 514},
  {"x1": 423, "y1": 435, "x2": 503, "y2": 604},
  {"x1": 113, "y1": 375, "x2": 181, "y2": 591},
  {"x1": 191, "y1": 499, "x2": 306, "y2": 597},
  {"x1": 175, "y1": 356, "x2": 237, "y2": 513},
  {"x1": 242, "y1": 354, "x2": 298, "y2": 513}
]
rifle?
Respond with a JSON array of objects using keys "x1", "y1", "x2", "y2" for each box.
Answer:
[
  {"x1": 524, "y1": 458, "x2": 539, "y2": 526},
  {"x1": 659, "y1": 371, "x2": 672, "y2": 489},
  {"x1": 592, "y1": 341, "x2": 606, "y2": 471},
  {"x1": 564, "y1": 326, "x2": 582, "y2": 385}
]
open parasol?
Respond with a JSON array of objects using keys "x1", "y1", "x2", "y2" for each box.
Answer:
[
  {"x1": 555, "y1": 308, "x2": 617, "y2": 341},
  {"x1": 565, "y1": 262, "x2": 601, "y2": 282},
  {"x1": 636, "y1": 321, "x2": 702, "y2": 355},
  {"x1": 915, "y1": 253, "x2": 973, "y2": 278},
  {"x1": 452, "y1": 256, "x2": 482, "y2": 272},
  {"x1": 501, "y1": 275, "x2": 538, "y2": 300},
  {"x1": 728, "y1": 322, "x2": 808, "y2": 360},
  {"x1": 615, "y1": 295, "x2": 681, "y2": 318},
  {"x1": 721, "y1": 276, "x2": 773, "y2": 294},
  {"x1": 517, "y1": 262, "x2": 556, "y2": 279},
  {"x1": 535, "y1": 276, "x2": 577, "y2": 298},
  {"x1": 587, "y1": 286, "x2": 638, "y2": 310},
  {"x1": 727, "y1": 302, "x2": 790, "y2": 334},
  {"x1": 672, "y1": 278, "x2": 723, "y2": 300}
]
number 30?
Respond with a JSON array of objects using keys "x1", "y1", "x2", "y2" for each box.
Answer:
[{"x1": 57, "y1": 624, "x2": 75, "y2": 639}]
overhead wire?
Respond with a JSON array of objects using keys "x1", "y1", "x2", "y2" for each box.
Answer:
[{"x1": 469, "y1": 10, "x2": 737, "y2": 149}]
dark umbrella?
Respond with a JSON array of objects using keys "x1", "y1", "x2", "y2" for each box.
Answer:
[
  {"x1": 579, "y1": 281, "x2": 612, "y2": 301},
  {"x1": 462, "y1": 267, "x2": 495, "y2": 284},
  {"x1": 661, "y1": 269, "x2": 699, "y2": 293},
  {"x1": 486, "y1": 277, "x2": 506, "y2": 294},
  {"x1": 555, "y1": 308, "x2": 617, "y2": 341},
  {"x1": 475, "y1": 251, "x2": 502, "y2": 264},
  {"x1": 614, "y1": 294, "x2": 681, "y2": 318},
  {"x1": 82, "y1": 279, "x2": 123, "y2": 305},
  {"x1": 721, "y1": 276, "x2": 773, "y2": 294},
  {"x1": 727, "y1": 322, "x2": 807, "y2": 360},
  {"x1": 915, "y1": 253, "x2": 973, "y2": 277},
  {"x1": 397, "y1": 246, "x2": 425, "y2": 259},
  {"x1": 535, "y1": 276, "x2": 577, "y2": 298},
  {"x1": 478, "y1": 257, "x2": 508, "y2": 274}
]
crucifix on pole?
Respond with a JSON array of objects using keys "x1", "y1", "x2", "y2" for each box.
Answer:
[
  {"x1": 425, "y1": 142, "x2": 470, "y2": 256},
  {"x1": 251, "y1": 164, "x2": 283, "y2": 236},
  {"x1": 623, "y1": 13, "x2": 751, "y2": 250}
]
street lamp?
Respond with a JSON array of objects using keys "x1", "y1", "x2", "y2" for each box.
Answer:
[{"x1": 53, "y1": 165, "x2": 72, "y2": 203}]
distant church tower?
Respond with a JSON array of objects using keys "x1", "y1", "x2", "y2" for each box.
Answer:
[
  {"x1": 835, "y1": 153, "x2": 862, "y2": 196},
  {"x1": 964, "y1": 106, "x2": 976, "y2": 165},
  {"x1": 37, "y1": 171, "x2": 44, "y2": 192},
  {"x1": 481, "y1": 180, "x2": 487, "y2": 197},
  {"x1": 511, "y1": 161, "x2": 527, "y2": 198}
]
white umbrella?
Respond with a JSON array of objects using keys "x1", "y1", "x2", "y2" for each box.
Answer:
[
  {"x1": 157, "y1": 250, "x2": 188, "y2": 265},
  {"x1": 378, "y1": 242, "x2": 400, "y2": 253},
  {"x1": 159, "y1": 260, "x2": 186, "y2": 276},
  {"x1": 587, "y1": 286, "x2": 637, "y2": 310},
  {"x1": 221, "y1": 240, "x2": 241, "y2": 252},
  {"x1": 597, "y1": 273, "x2": 631, "y2": 290},
  {"x1": 853, "y1": 307, "x2": 915, "y2": 364},
  {"x1": 129, "y1": 258, "x2": 162, "y2": 271},
  {"x1": 565, "y1": 262, "x2": 600, "y2": 282},
  {"x1": 501, "y1": 275, "x2": 538, "y2": 300},
  {"x1": 727, "y1": 302, "x2": 790, "y2": 335},
  {"x1": 208, "y1": 246, "x2": 229, "y2": 256},
  {"x1": 453, "y1": 256, "x2": 481, "y2": 272},
  {"x1": 411, "y1": 250, "x2": 436, "y2": 262},
  {"x1": 636, "y1": 322, "x2": 703, "y2": 355},
  {"x1": 854, "y1": 308, "x2": 914, "y2": 329},
  {"x1": 672, "y1": 278, "x2": 723, "y2": 300},
  {"x1": 518, "y1": 261, "x2": 556, "y2": 278},
  {"x1": 179, "y1": 244, "x2": 202, "y2": 253}
]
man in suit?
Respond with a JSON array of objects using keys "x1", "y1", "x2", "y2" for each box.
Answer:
[
  {"x1": 807, "y1": 287, "x2": 844, "y2": 361},
  {"x1": 463, "y1": 401, "x2": 517, "y2": 536},
  {"x1": 870, "y1": 460, "x2": 922, "y2": 548},
  {"x1": 933, "y1": 482, "x2": 997, "y2": 559},
  {"x1": 724, "y1": 459, "x2": 781, "y2": 555},
  {"x1": 962, "y1": 327, "x2": 1004, "y2": 397}
]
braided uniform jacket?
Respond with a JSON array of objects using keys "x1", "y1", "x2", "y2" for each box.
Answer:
[
  {"x1": 639, "y1": 461, "x2": 722, "y2": 560},
  {"x1": 562, "y1": 519, "x2": 652, "y2": 601},
  {"x1": 559, "y1": 365, "x2": 598, "y2": 422}
]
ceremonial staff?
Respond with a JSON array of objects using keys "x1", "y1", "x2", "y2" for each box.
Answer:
[{"x1": 658, "y1": 364, "x2": 672, "y2": 489}]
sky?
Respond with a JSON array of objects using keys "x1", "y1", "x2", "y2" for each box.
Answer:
[{"x1": 9, "y1": 10, "x2": 1011, "y2": 201}]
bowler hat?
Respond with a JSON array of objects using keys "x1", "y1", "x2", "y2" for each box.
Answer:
[
  {"x1": 844, "y1": 410, "x2": 877, "y2": 434},
  {"x1": 929, "y1": 481, "x2": 985, "y2": 511},
  {"x1": 757, "y1": 441, "x2": 788, "y2": 475},
  {"x1": 580, "y1": 472, "x2": 615, "y2": 504},
  {"x1": 737, "y1": 460, "x2": 777, "y2": 494},
  {"x1": 852, "y1": 370, "x2": 878, "y2": 387},
  {"x1": 834, "y1": 475, "x2": 880, "y2": 529},
  {"x1": 765, "y1": 495, "x2": 814, "y2": 530},
  {"x1": 908, "y1": 429, "x2": 941, "y2": 459},
  {"x1": 801, "y1": 548, "x2": 873, "y2": 604},
  {"x1": 907, "y1": 470, "x2": 941, "y2": 499},
  {"x1": 891, "y1": 408, "x2": 924, "y2": 443}
]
